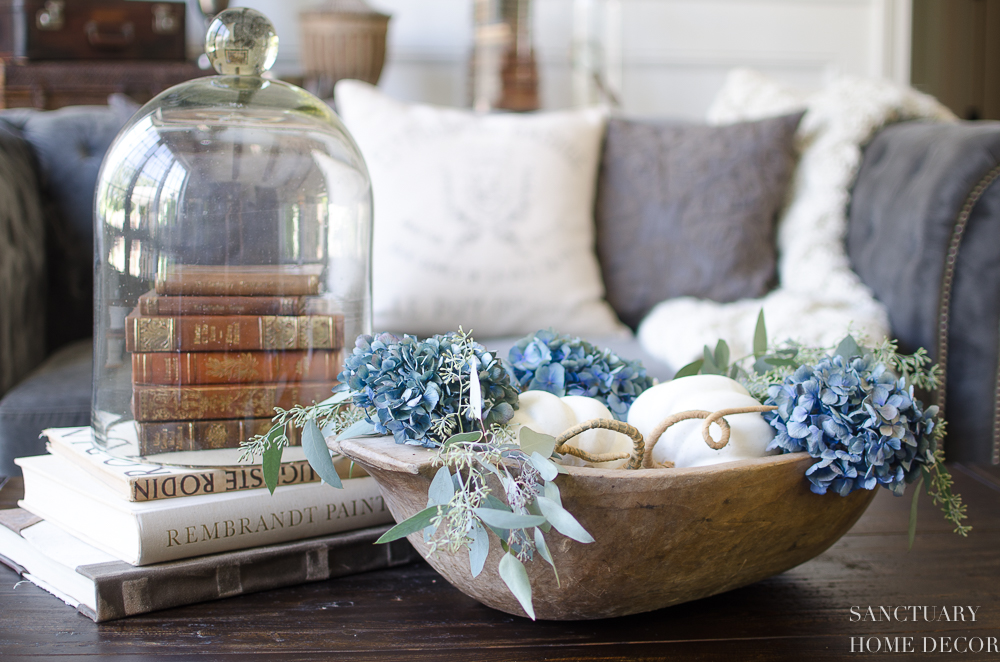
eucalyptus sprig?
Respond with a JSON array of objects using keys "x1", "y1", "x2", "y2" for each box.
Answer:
[{"x1": 376, "y1": 424, "x2": 593, "y2": 620}]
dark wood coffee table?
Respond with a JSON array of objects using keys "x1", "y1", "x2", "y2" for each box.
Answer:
[{"x1": 1, "y1": 464, "x2": 998, "y2": 660}]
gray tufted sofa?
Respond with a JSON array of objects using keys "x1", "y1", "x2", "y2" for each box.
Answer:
[{"x1": 1, "y1": 106, "x2": 999, "y2": 476}]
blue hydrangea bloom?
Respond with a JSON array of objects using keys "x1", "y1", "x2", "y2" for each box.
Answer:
[
  {"x1": 507, "y1": 330, "x2": 653, "y2": 420},
  {"x1": 763, "y1": 354, "x2": 938, "y2": 497},
  {"x1": 339, "y1": 332, "x2": 520, "y2": 447}
]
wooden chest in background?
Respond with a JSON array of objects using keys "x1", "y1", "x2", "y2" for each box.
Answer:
[{"x1": 0, "y1": 0, "x2": 186, "y2": 61}]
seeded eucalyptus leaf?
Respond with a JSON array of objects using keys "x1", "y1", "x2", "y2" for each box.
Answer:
[
  {"x1": 754, "y1": 357, "x2": 774, "y2": 374},
  {"x1": 302, "y1": 419, "x2": 343, "y2": 489},
  {"x1": 519, "y1": 427, "x2": 557, "y2": 458},
  {"x1": 473, "y1": 508, "x2": 546, "y2": 530},
  {"x1": 543, "y1": 480, "x2": 562, "y2": 507},
  {"x1": 529, "y1": 452, "x2": 559, "y2": 481},
  {"x1": 445, "y1": 431, "x2": 483, "y2": 446},
  {"x1": 427, "y1": 466, "x2": 454, "y2": 506},
  {"x1": 337, "y1": 418, "x2": 378, "y2": 441},
  {"x1": 485, "y1": 494, "x2": 511, "y2": 511},
  {"x1": 754, "y1": 309, "x2": 768, "y2": 358},
  {"x1": 673, "y1": 358, "x2": 703, "y2": 379},
  {"x1": 714, "y1": 339, "x2": 730, "y2": 372},
  {"x1": 498, "y1": 552, "x2": 535, "y2": 620},
  {"x1": 525, "y1": 499, "x2": 552, "y2": 533},
  {"x1": 313, "y1": 389, "x2": 352, "y2": 408},
  {"x1": 534, "y1": 527, "x2": 560, "y2": 587},
  {"x1": 762, "y1": 357, "x2": 798, "y2": 367},
  {"x1": 261, "y1": 425, "x2": 285, "y2": 495},
  {"x1": 835, "y1": 334, "x2": 864, "y2": 361},
  {"x1": 469, "y1": 523, "x2": 489, "y2": 577},
  {"x1": 376, "y1": 505, "x2": 445, "y2": 543},
  {"x1": 535, "y1": 495, "x2": 594, "y2": 543},
  {"x1": 701, "y1": 346, "x2": 719, "y2": 375}
]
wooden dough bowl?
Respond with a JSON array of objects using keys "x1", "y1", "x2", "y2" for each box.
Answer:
[{"x1": 336, "y1": 435, "x2": 876, "y2": 621}]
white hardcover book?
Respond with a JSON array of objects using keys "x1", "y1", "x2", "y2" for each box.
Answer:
[
  {"x1": 16, "y1": 453, "x2": 392, "y2": 566},
  {"x1": 43, "y1": 427, "x2": 332, "y2": 502},
  {"x1": 0, "y1": 508, "x2": 417, "y2": 622}
]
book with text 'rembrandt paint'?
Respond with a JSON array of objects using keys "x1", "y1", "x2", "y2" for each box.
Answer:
[
  {"x1": 43, "y1": 427, "x2": 360, "y2": 502},
  {"x1": 0, "y1": 508, "x2": 417, "y2": 622},
  {"x1": 16, "y1": 453, "x2": 393, "y2": 566}
]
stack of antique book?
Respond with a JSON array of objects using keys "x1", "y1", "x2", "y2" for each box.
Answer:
[
  {"x1": 127, "y1": 265, "x2": 344, "y2": 456},
  {"x1": 0, "y1": 265, "x2": 413, "y2": 622},
  {"x1": 0, "y1": 427, "x2": 411, "y2": 622}
]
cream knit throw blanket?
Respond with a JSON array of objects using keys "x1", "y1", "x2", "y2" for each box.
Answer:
[{"x1": 638, "y1": 69, "x2": 955, "y2": 369}]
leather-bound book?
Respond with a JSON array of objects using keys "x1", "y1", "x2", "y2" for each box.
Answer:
[
  {"x1": 154, "y1": 265, "x2": 323, "y2": 296},
  {"x1": 125, "y1": 312, "x2": 344, "y2": 352},
  {"x1": 137, "y1": 291, "x2": 337, "y2": 316},
  {"x1": 131, "y1": 350, "x2": 343, "y2": 385},
  {"x1": 134, "y1": 417, "x2": 301, "y2": 455},
  {"x1": 131, "y1": 382, "x2": 337, "y2": 422}
]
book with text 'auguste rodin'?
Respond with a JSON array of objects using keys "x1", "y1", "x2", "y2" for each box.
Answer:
[
  {"x1": 15, "y1": 452, "x2": 393, "y2": 566},
  {"x1": 0, "y1": 507, "x2": 418, "y2": 622}
]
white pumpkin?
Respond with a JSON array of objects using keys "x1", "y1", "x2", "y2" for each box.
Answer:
[
  {"x1": 510, "y1": 391, "x2": 633, "y2": 469},
  {"x1": 626, "y1": 375, "x2": 777, "y2": 468}
]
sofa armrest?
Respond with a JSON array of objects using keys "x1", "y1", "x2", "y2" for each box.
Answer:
[
  {"x1": 848, "y1": 120, "x2": 1000, "y2": 464},
  {"x1": 0, "y1": 117, "x2": 47, "y2": 398}
]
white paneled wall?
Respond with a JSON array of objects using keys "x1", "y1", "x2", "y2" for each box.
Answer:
[{"x1": 204, "y1": 0, "x2": 911, "y2": 120}]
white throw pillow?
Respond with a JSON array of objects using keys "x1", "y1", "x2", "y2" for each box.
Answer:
[{"x1": 334, "y1": 80, "x2": 627, "y2": 339}]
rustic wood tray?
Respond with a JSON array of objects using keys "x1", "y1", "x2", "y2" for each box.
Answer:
[{"x1": 337, "y1": 435, "x2": 876, "y2": 621}]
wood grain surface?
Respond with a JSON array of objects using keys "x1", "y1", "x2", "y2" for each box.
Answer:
[{"x1": 0, "y1": 464, "x2": 997, "y2": 661}]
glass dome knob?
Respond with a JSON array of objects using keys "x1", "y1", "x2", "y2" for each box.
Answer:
[{"x1": 205, "y1": 7, "x2": 279, "y2": 76}]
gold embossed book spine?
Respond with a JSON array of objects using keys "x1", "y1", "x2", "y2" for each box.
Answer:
[
  {"x1": 131, "y1": 382, "x2": 338, "y2": 422},
  {"x1": 131, "y1": 349, "x2": 343, "y2": 384},
  {"x1": 125, "y1": 313, "x2": 345, "y2": 352}
]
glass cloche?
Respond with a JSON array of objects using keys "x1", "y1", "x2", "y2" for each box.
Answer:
[{"x1": 93, "y1": 8, "x2": 372, "y2": 466}]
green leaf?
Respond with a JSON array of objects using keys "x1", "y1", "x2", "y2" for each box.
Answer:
[
  {"x1": 713, "y1": 339, "x2": 730, "y2": 373},
  {"x1": 908, "y1": 475, "x2": 924, "y2": 551},
  {"x1": 261, "y1": 424, "x2": 285, "y2": 495},
  {"x1": 313, "y1": 390, "x2": 353, "y2": 408},
  {"x1": 701, "y1": 346, "x2": 719, "y2": 375},
  {"x1": 673, "y1": 358, "x2": 703, "y2": 379},
  {"x1": 535, "y1": 495, "x2": 594, "y2": 543},
  {"x1": 753, "y1": 309, "x2": 768, "y2": 358},
  {"x1": 444, "y1": 431, "x2": 483, "y2": 446},
  {"x1": 762, "y1": 357, "x2": 798, "y2": 367},
  {"x1": 543, "y1": 480, "x2": 562, "y2": 507},
  {"x1": 498, "y1": 552, "x2": 535, "y2": 620},
  {"x1": 473, "y1": 508, "x2": 546, "y2": 530},
  {"x1": 303, "y1": 419, "x2": 343, "y2": 489},
  {"x1": 376, "y1": 505, "x2": 444, "y2": 544},
  {"x1": 519, "y1": 427, "x2": 556, "y2": 458},
  {"x1": 835, "y1": 335, "x2": 864, "y2": 361},
  {"x1": 337, "y1": 418, "x2": 378, "y2": 441},
  {"x1": 469, "y1": 523, "x2": 489, "y2": 578},
  {"x1": 427, "y1": 466, "x2": 454, "y2": 506},
  {"x1": 533, "y1": 527, "x2": 560, "y2": 587},
  {"x1": 529, "y1": 452, "x2": 559, "y2": 481}
]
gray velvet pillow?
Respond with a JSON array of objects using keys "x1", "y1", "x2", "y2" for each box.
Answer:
[{"x1": 595, "y1": 112, "x2": 803, "y2": 329}]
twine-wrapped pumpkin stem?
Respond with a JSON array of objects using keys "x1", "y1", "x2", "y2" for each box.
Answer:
[
  {"x1": 553, "y1": 419, "x2": 645, "y2": 470},
  {"x1": 642, "y1": 406, "x2": 778, "y2": 469}
]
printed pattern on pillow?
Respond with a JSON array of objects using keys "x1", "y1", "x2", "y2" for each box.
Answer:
[{"x1": 334, "y1": 80, "x2": 627, "y2": 339}]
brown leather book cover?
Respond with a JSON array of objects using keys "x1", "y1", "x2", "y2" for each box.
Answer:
[
  {"x1": 154, "y1": 265, "x2": 323, "y2": 296},
  {"x1": 131, "y1": 350, "x2": 343, "y2": 385},
  {"x1": 135, "y1": 417, "x2": 301, "y2": 454},
  {"x1": 125, "y1": 311, "x2": 344, "y2": 352},
  {"x1": 137, "y1": 291, "x2": 338, "y2": 316},
  {"x1": 132, "y1": 382, "x2": 338, "y2": 422}
]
